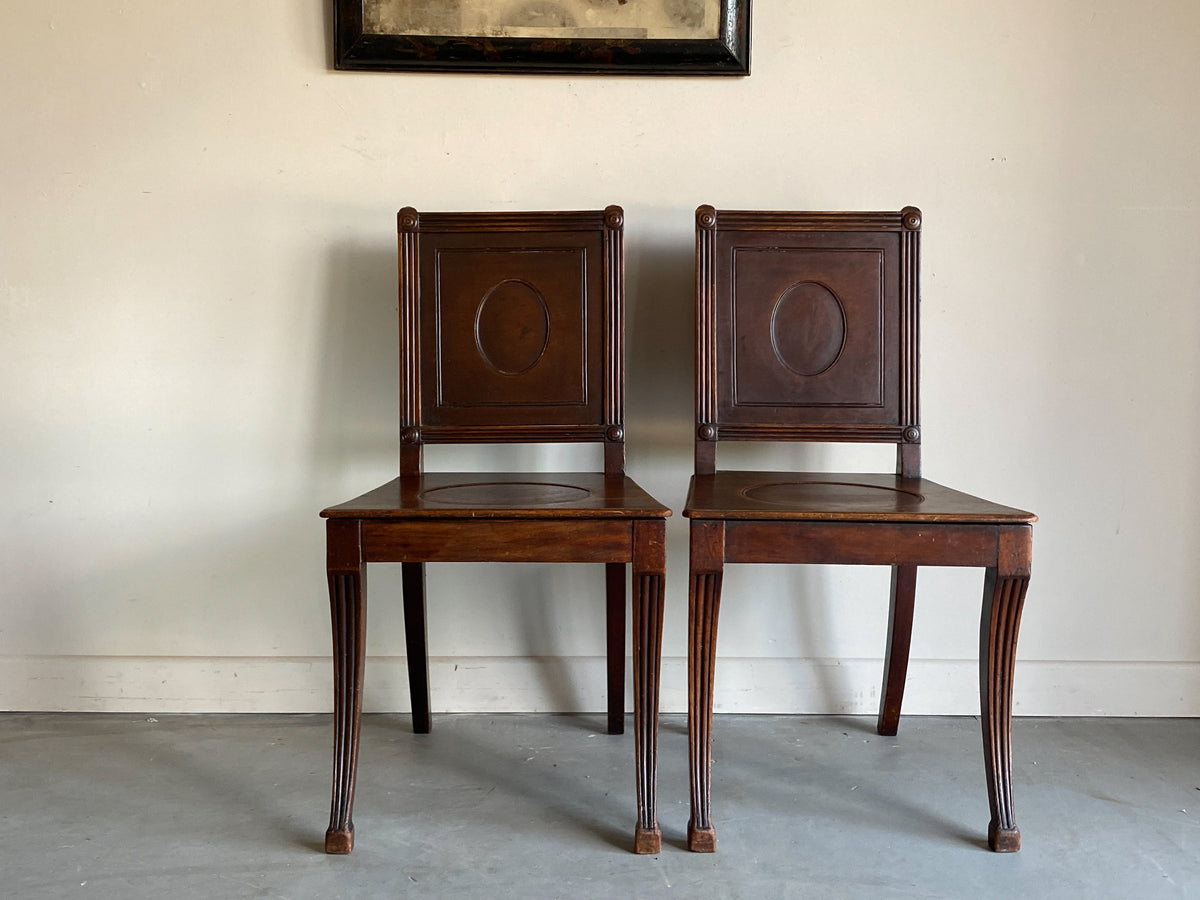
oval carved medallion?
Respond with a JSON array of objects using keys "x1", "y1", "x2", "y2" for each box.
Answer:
[
  {"x1": 474, "y1": 279, "x2": 551, "y2": 376},
  {"x1": 769, "y1": 281, "x2": 847, "y2": 377}
]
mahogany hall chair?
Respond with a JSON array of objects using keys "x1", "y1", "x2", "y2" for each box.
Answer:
[
  {"x1": 685, "y1": 206, "x2": 1036, "y2": 853},
  {"x1": 321, "y1": 206, "x2": 670, "y2": 855}
]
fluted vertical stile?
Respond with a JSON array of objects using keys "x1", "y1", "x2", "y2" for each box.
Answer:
[
  {"x1": 603, "y1": 206, "x2": 624, "y2": 434},
  {"x1": 694, "y1": 206, "x2": 718, "y2": 475},
  {"x1": 900, "y1": 207, "x2": 921, "y2": 433}
]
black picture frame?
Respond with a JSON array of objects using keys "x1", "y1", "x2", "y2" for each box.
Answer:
[{"x1": 334, "y1": 1, "x2": 751, "y2": 75}]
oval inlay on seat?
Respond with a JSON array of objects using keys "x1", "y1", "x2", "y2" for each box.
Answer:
[
  {"x1": 474, "y1": 280, "x2": 551, "y2": 376},
  {"x1": 770, "y1": 282, "x2": 846, "y2": 376},
  {"x1": 741, "y1": 481, "x2": 926, "y2": 511},
  {"x1": 419, "y1": 481, "x2": 591, "y2": 507}
]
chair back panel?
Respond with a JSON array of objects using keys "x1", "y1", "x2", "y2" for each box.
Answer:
[
  {"x1": 398, "y1": 207, "x2": 625, "y2": 460},
  {"x1": 696, "y1": 207, "x2": 921, "y2": 461}
]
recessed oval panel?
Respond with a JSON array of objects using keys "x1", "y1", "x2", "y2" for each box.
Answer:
[
  {"x1": 419, "y1": 481, "x2": 591, "y2": 508},
  {"x1": 741, "y1": 481, "x2": 926, "y2": 512},
  {"x1": 474, "y1": 280, "x2": 550, "y2": 376},
  {"x1": 770, "y1": 282, "x2": 847, "y2": 377}
]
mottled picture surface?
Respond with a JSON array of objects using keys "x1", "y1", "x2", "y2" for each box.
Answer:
[{"x1": 364, "y1": 0, "x2": 720, "y2": 41}]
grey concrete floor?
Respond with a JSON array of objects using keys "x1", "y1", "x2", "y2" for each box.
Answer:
[{"x1": 1, "y1": 713, "x2": 1196, "y2": 899}]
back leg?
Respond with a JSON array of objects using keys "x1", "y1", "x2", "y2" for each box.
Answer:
[
  {"x1": 877, "y1": 564, "x2": 917, "y2": 736},
  {"x1": 402, "y1": 562, "x2": 431, "y2": 734},
  {"x1": 606, "y1": 562, "x2": 626, "y2": 735}
]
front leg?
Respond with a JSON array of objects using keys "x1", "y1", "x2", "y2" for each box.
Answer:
[
  {"x1": 326, "y1": 519, "x2": 366, "y2": 854},
  {"x1": 687, "y1": 519, "x2": 725, "y2": 852},
  {"x1": 631, "y1": 520, "x2": 665, "y2": 854},
  {"x1": 979, "y1": 527, "x2": 1032, "y2": 852}
]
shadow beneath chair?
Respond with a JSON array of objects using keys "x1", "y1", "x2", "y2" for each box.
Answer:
[
  {"x1": 549, "y1": 711, "x2": 623, "y2": 734},
  {"x1": 819, "y1": 714, "x2": 879, "y2": 735},
  {"x1": 65, "y1": 714, "x2": 333, "y2": 855},
  {"x1": 716, "y1": 716, "x2": 984, "y2": 850},
  {"x1": 370, "y1": 713, "x2": 635, "y2": 852},
  {"x1": 510, "y1": 565, "x2": 597, "y2": 716}
]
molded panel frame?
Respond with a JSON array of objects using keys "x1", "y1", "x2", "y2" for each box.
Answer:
[
  {"x1": 398, "y1": 207, "x2": 624, "y2": 446},
  {"x1": 696, "y1": 207, "x2": 921, "y2": 445}
]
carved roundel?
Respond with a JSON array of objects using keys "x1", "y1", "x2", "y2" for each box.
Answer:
[
  {"x1": 769, "y1": 281, "x2": 847, "y2": 377},
  {"x1": 473, "y1": 279, "x2": 551, "y2": 376}
]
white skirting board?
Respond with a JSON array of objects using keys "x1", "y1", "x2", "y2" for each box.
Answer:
[{"x1": 0, "y1": 655, "x2": 1196, "y2": 716}]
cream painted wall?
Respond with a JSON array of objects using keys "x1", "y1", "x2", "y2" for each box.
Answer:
[{"x1": 2, "y1": 2, "x2": 1198, "y2": 715}]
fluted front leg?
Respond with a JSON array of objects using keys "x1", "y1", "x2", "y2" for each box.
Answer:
[
  {"x1": 631, "y1": 520, "x2": 665, "y2": 854},
  {"x1": 687, "y1": 519, "x2": 725, "y2": 852},
  {"x1": 979, "y1": 530, "x2": 1031, "y2": 853},
  {"x1": 877, "y1": 564, "x2": 918, "y2": 736},
  {"x1": 326, "y1": 519, "x2": 366, "y2": 855}
]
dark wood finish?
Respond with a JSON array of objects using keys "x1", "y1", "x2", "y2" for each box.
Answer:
[
  {"x1": 321, "y1": 207, "x2": 670, "y2": 855},
  {"x1": 631, "y1": 519, "x2": 667, "y2": 853},
  {"x1": 401, "y1": 562, "x2": 431, "y2": 735},
  {"x1": 360, "y1": 518, "x2": 634, "y2": 564},
  {"x1": 685, "y1": 472, "x2": 1033, "y2": 522},
  {"x1": 324, "y1": 473, "x2": 667, "y2": 518},
  {"x1": 878, "y1": 564, "x2": 917, "y2": 736},
  {"x1": 606, "y1": 563, "x2": 626, "y2": 736},
  {"x1": 333, "y1": 0, "x2": 751, "y2": 76},
  {"x1": 685, "y1": 206, "x2": 1036, "y2": 853},
  {"x1": 686, "y1": 519, "x2": 724, "y2": 853},
  {"x1": 719, "y1": 520, "x2": 1011, "y2": 568},
  {"x1": 981, "y1": 527, "x2": 1032, "y2": 852},
  {"x1": 325, "y1": 518, "x2": 365, "y2": 854}
]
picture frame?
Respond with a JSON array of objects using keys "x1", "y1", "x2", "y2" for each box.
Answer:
[{"x1": 333, "y1": 1, "x2": 751, "y2": 75}]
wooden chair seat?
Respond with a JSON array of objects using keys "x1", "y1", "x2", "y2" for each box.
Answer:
[
  {"x1": 326, "y1": 473, "x2": 670, "y2": 521},
  {"x1": 687, "y1": 472, "x2": 1034, "y2": 522}
]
